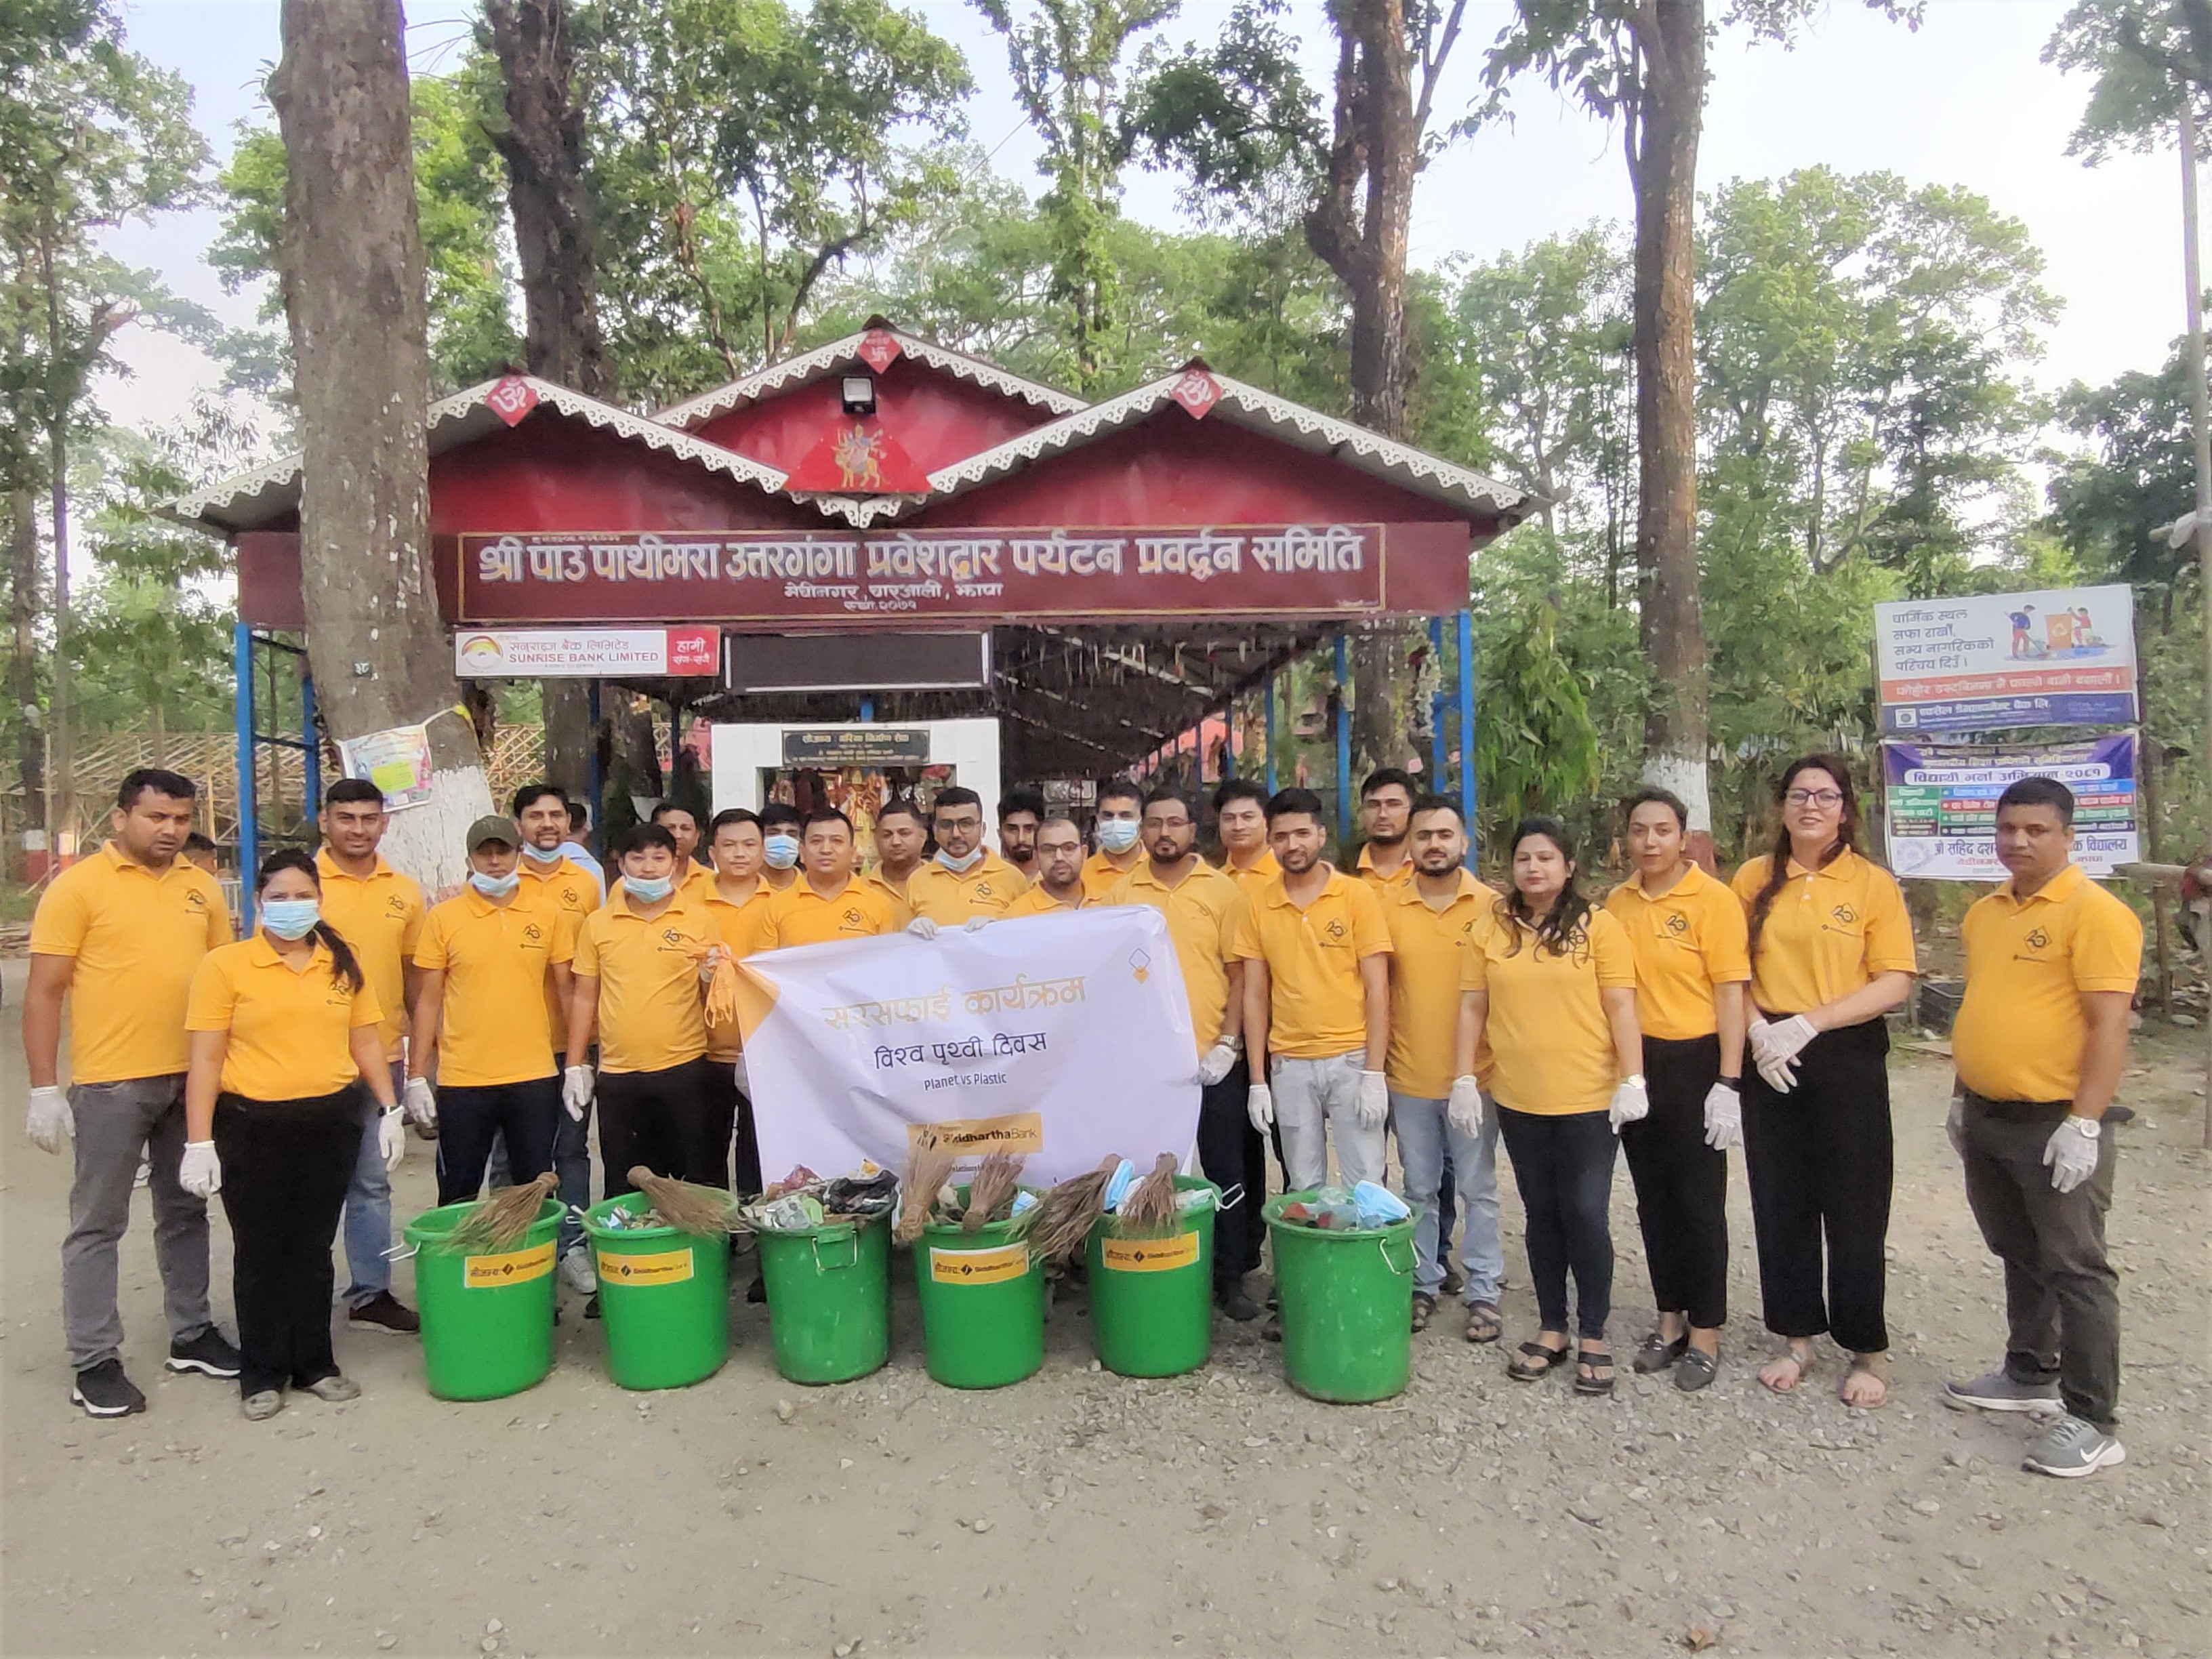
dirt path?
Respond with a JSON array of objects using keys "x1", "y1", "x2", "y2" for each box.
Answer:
[{"x1": 3, "y1": 954, "x2": 2207, "y2": 1658}]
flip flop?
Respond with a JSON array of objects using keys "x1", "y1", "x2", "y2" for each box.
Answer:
[
  {"x1": 1573, "y1": 1346, "x2": 1616, "y2": 1397},
  {"x1": 1507, "y1": 1339, "x2": 1571, "y2": 1381}
]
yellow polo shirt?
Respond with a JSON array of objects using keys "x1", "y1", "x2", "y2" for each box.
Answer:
[
  {"x1": 1730, "y1": 850, "x2": 1918, "y2": 1016},
  {"x1": 1355, "y1": 845, "x2": 1414, "y2": 893},
  {"x1": 1111, "y1": 860, "x2": 1245, "y2": 1050},
  {"x1": 1228, "y1": 866, "x2": 1392, "y2": 1060},
  {"x1": 520, "y1": 855, "x2": 601, "y2": 1052},
  {"x1": 571, "y1": 897, "x2": 714, "y2": 1074},
  {"x1": 1603, "y1": 863, "x2": 1750, "y2": 1042},
  {"x1": 764, "y1": 877, "x2": 907, "y2": 947},
  {"x1": 414, "y1": 889, "x2": 573, "y2": 1086},
  {"x1": 699, "y1": 880, "x2": 777, "y2": 1060},
  {"x1": 906, "y1": 852, "x2": 1031, "y2": 924},
  {"x1": 1003, "y1": 885, "x2": 1083, "y2": 918},
  {"x1": 1953, "y1": 863, "x2": 2142, "y2": 1103},
  {"x1": 31, "y1": 842, "x2": 232, "y2": 1084},
  {"x1": 314, "y1": 850, "x2": 424, "y2": 1062},
  {"x1": 1468, "y1": 907, "x2": 1637, "y2": 1115},
  {"x1": 611, "y1": 864, "x2": 717, "y2": 906},
  {"x1": 862, "y1": 867, "x2": 914, "y2": 913},
  {"x1": 1080, "y1": 848, "x2": 1145, "y2": 901},
  {"x1": 1216, "y1": 848, "x2": 1281, "y2": 899},
  {"x1": 185, "y1": 936, "x2": 382, "y2": 1100},
  {"x1": 1382, "y1": 871, "x2": 1498, "y2": 1099}
]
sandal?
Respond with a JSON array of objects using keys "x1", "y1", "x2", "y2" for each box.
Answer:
[
  {"x1": 1573, "y1": 1346, "x2": 1616, "y2": 1396},
  {"x1": 1759, "y1": 1344, "x2": 1809, "y2": 1394},
  {"x1": 1674, "y1": 1346, "x2": 1719, "y2": 1393},
  {"x1": 1841, "y1": 1352, "x2": 1889, "y2": 1410},
  {"x1": 1632, "y1": 1331, "x2": 1687, "y2": 1374},
  {"x1": 1463, "y1": 1302, "x2": 1502, "y2": 1345},
  {"x1": 1507, "y1": 1338, "x2": 1571, "y2": 1382},
  {"x1": 1410, "y1": 1292, "x2": 1435, "y2": 1334}
]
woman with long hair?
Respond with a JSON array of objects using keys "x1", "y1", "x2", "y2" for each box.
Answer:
[
  {"x1": 1730, "y1": 755, "x2": 1917, "y2": 1408},
  {"x1": 1454, "y1": 818, "x2": 1645, "y2": 1396},
  {"x1": 1605, "y1": 787, "x2": 1750, "y2": 1392},
  {"x1": 180, "y1": 848, "x2": 400, "y2": 1420}
]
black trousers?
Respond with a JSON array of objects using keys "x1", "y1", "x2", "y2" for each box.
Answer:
[
  {"x1": 1962, "y1": 1092, "x2": 2121, "y2": 1427},
  {"x1": 1195, "y1": 1057, "x2": 1266, "y2": 1290},
  {"x1": 703, "y1": 1061, "x2": 763, "y2": 1196},
  {"x1": 598, "y1": 1059, "x2": 730, "y2": 1195},
  {"x1": 1496, "y1": 1104, "x2": 1618, "y2": 1340},
  {"x1": 1620, "y1": 1033, "x2": 1729, "y2": 1329},
  {"x1": 1741, "y1": 1017, "x2": 1893, "y2": 1354},
  {"x1": 213, "y1": 1087, "x2": 366, "y2": 1397},
  {"x1": 436, "y1": 1077, "x2": 562, "y2": 1206}
]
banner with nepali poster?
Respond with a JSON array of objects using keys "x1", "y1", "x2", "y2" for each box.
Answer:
[
  {"x1": 1882, "y1": 734, "x2": 2139, "y2": 881},
  {"x1": 1874, "y1": 586, "x2": 2137, "y2": 734}
]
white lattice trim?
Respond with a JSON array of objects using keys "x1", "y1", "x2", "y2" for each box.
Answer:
[
  {"x1": 172, "y1": 376, "x2": 792, "y2": 528},
  {"x1": 653, "y1": 329, "x2": 1088, "y2": 430},
  {"x1": 921, "y1": 373, "x2": 1532, "y2": 520}
]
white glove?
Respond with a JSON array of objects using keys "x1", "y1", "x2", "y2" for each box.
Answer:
[
  {"x1": 1946, "y1": 1092, "x2": 1966, "y2": 1158},
  {"x1": 180, "y1": 1140, "x2": 222, "y2": 1198},
  {"x1": 1356, "y1": 1069, "x2": 1389, "y2": 1129},
  {"x1": 905, "y1": 916, "x2": 939, "y2": 940},
  {"x1": 2043, "y1": 1117, "x2": 2100, "y2": 1194},
  {"x1": 377, "y1": 1105, "x2": 405, "y2": 1171},
  {"x1": 1448, "y1": 1074, "x2": 1483, "y2": 1136},
  {"x1": 1703, "y1": 1080, "x2": 1742, "y2": 1150},
  {"x1": 1608, "y1": 1074, "x2": 1650, "y2": 1133},
  {"x1": 562, "y1": 1065, "x2": 595, "y2": 1122},
  {"x1": 1750, "y1": 1014, "x2": 1817, "y2": 1093},
  {"x1": 733, "y1": 1054, "x2": 751, "y2": 1097},
  {"x1": 404, "y1": 1076, "x2": 438, "y2": 1127},
  {"x1": 1197, "y1": 1038, "x2": 1240, "y2": 1086},
  {"x1": 26, "y1": 1085, "x2": 72, "y2": 1154},
  {"x1": 961, "y1": 916, "x2": 991, "y2": 933},
  {"x1": 697, "y1": 943, "x2": 726, "y2": 984},
  {"x1": 1246, "y1": 1082, "x2": 1273, "y2": 1133}
]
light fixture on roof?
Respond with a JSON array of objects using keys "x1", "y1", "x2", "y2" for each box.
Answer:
[{"x1": 841, "y1": 375, "x2": 876, "y2": 415}]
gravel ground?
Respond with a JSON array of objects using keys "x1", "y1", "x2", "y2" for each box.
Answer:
[{"x1": 3, "y1": 949, "x2": 2207, "y2": 1658}]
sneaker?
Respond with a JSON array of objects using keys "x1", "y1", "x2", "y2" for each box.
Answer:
[
  {"x1": 560, "y1": 1247, "x2": 598, "y2": 1295},
  {"x1": 304, "y1": 1375, "x2": 361, "y2": 1403},
  {"x1": 241, "y1": 1390, "x2": 284, "y2": 1421},
  {"x1": 745, "y1": 1274, "x2": 767, "y2": 1305},
  {"x1": 70, "y1": 1359, "x2": 147, "y2": 1418},
  {"x1": 1944, "y1": 1368, "x2": 2062, "y2": 1414},
  {"x1": 166, "y1": 1328, "x2": 243, "y2": 1379},
  {"x1": 2023, "y1": 1414, "x2": 2126, "y2": 1479},
  {"x1": 347, "y1": 1291, "x2": 421, "y2": 1336},
  {"x1": 1439, "y1": 1262, "x2": 1465, "y2": 1297}
]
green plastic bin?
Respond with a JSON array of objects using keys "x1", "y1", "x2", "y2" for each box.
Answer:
[
  {"x1": 912, "y1": 1186, "x2": 1044, "y2": 1389},
  {"x1": 405, "y1": 1196, "x2": 564, "y2": 1401},
  {"x1": 584, "y1": 1193, "x2": 730, "y2": 1390},
  {"x1": 1085, "y1": 1174, "x2": 1219, "y2": 1378},
  {"x1": 754, "y1": 1214, "x2": 892, "y2": 1385},
  {"x1": 1262, "y1": 1191, "x2": 1416, "y2": 1403}
]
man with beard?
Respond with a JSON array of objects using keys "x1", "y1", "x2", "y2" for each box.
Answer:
[
  {"x1": 866, "y1": 798, "x2": 929, "y2": 909},
  {"x1": 1003, "y1": 816, "x2": 1089, "y2": 914},
  {"x1": 905, "y1": 787, "x2": 1028, "y2": 930},
  {"x1": 1355, "y1": 768, "x2": 1416, "y2": 891},
  {"x1": 997, "y1": 787, "x2": 1046, "y2": 883}
]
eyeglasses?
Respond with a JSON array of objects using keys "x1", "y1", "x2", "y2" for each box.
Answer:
[{"x1": 1783, "y1": 789, "x2": 1844, "y2": 808}]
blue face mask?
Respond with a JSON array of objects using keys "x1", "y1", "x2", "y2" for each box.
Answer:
[
  {"x1": 936, "y1": 845, "x2": 983, "y2": 874},
  {"x1": 262, "y1": 898, "x2": 321, "y2": 940},
  {"x1": 470, "y1": 870, "x2": 521, "y2": 899},
  {"x1": 763, "y1": 834, "x2": 800, "y2": 869},
  {"x1": 1096, "y1": 819, "x2": 1140, "y2": 854},
  {"x1": 626, "y1": 875, "x2": 674, "y2": 903},
  {"x1": 522, "y1": 842, "x2": 563, "y2": 865}
]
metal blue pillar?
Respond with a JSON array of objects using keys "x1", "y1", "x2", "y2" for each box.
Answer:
[
  {"x1": 1264, "y1": 674, "x2": 1278, "y2": 795},
  {"x1": 300, "y1": 665, "x2": 322, "y2": 819},
  {"x1": 1332, "y1": 632, "x2": 1351, "y2": 846},
  {"x1": 858, "y1": 695, "x2": 875, "y2": 722},
  {"x1": 233, "y1": 622, "x2": 258, "y2": 928},
  {"x1": 587, "y1": 681, "x2": 604, "y2": 837},
  {"x1": 1457, "y1": 609, "x2": 1477, "y2": 865},
  {"x1": 1428, "y1": 615, "x2": 1447, "y2": 786}
]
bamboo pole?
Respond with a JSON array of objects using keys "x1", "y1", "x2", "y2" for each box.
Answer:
[{"x1": 2178, "y1": 98, "x2": 2212, "y2": 1147}]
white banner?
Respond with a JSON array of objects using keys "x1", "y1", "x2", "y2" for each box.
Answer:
[
  {"x1": 1873, "y1": 585, "x2": 2137, "y2": 734},
  {"x1": 736, "y1": 907, "x2": 1201, "y2": 1186},
  {"x1": 453, "y1": 626, "x2": 720, "y2": 678}
]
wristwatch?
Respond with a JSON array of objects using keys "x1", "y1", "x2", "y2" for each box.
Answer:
[{"x1": 2064, "y1": 1115, "x2": 2101, "y2": 1140}]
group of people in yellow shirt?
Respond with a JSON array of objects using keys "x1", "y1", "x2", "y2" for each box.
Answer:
[{"x1": 28, "y1": 751, "x2": 2142, "y2": 1477}]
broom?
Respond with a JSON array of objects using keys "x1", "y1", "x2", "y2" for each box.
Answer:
[
  {"x1": 961, "y1": 1151, "x2": 1025, "y2": 1231},
  {"x1": 1026, "y1": 1153, "x2": 1121, "y2": 1265},
  {"x1": 628, "y1": 1167, "x2": 741, "y2": 1237},
  {"x1": 444, "y1": 1172, "x2": 559, "y2": 1254},
  {"x1": 1113, "y1": 1153, "x2": 1183, "y2": 1237},
  {"x1": 894, "y1": 1132, "x2": 958, "y2": 1246}
]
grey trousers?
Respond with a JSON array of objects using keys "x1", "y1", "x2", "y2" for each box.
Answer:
[
  {"x1": 62, "y1": 1075, "x2": 216, "y2": 1371},
  {"x1": 1961, "y1": 1092, "x2": 2121, "y2": 1427}
]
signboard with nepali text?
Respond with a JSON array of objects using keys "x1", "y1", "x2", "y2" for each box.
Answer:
[
  {"x1": 452, "y1": 523, "x2": 1469, "y2": 625},
  {"x1": 453, "y1": 626, "x2": 720, "y2": 678},
  {"x1": 731, "y1": 907, "x2": 1200, "y2": 1186},
  {"x1": 1874, "y1": 586, "x2": 2138, "y2": 734},
  {"x1": 1881, "y1": 734, "x2": 2139, "y2": 881}
]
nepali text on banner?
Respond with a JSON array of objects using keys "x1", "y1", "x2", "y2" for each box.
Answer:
[{"x1": 1881, "y1": 733, "x2": 2139, "y2": 881}]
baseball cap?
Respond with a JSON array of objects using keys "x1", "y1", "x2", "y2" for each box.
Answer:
[{"x1": 466, "y1": 814, "x2": 520, "y2": 851}]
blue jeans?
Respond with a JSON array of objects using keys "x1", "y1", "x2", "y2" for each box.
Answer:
[
  {"x1": 340, "y1": 1061, "x2": 404, "y2": 1308},
  {"x1": 1390, "y1": 1090, "x2": 1502, "y2": 1304},
  {"x1": 490, "y1": 1054, "x2": 592, "y2": 1256}
]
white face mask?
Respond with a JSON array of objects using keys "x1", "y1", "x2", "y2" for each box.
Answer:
[
  {"x1": 523, "y1": 842, "x2": 563, "y2": 865},
  {"x1": 936, "y1": 845, "x2": 984, "y2": 874},
  {"x1": 1096, "y1": 819, "x2": 1140, "y2": 854},
  {"x1": 763, "y1": 834, "x2": 800, "y2": 870}
]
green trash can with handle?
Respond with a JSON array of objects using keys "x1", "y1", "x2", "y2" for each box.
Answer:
[
  {"x1": 912, "y1": 1186, "x2": 1044, "y2": 1389},
  {"x1": 1085, "y1": 1174, "x2": 1221, "y2": 1378},
  {"x1": 753, "y1": 1213, "x2": 892, "y2": 1385},
  {"x1": 1262, "y1": 1190, "x2": 1416, "y2": 1403},
  {"x1": 404, "y1": 1197, "x2": 564, "y2": 1401},
  {"x1": 585, "y1": 1193, "x2": 731, "y2": 1389}
]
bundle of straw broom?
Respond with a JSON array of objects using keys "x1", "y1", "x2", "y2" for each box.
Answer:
[
  {"x1": 627, "y1": 1168, "x2": 741, "y2": 1236},
  {"x1": 445, "y1": 1172, "x2": 559, "y2": 1254},
  {"x1": 1027, "y1": 1153, "x2": 1120, "y2": 1264},
  {"x1": 894, "y1": 1131, "x2": 958, "y2": 1246},
  {"x1": 961, "y1": 1151, "x2": 1025, "y2": 1231},
  {"x1": 1113, "y1": 1153, "x2": 1183, "y2": 1237}
]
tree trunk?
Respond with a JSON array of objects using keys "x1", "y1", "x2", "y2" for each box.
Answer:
[
  {"x1": 47, "y1": 422, "x2": 74, "y2": 846},
  {"x1": 482, "y1": 0, "x2": 609, "y2": 803},
  {"x1": 1631, "y1": 0, "x2": 1713, "y2": 850},
  {"x1": 8, "y1": 488, "x2": 43, "y2": 813},
  {"x1": 273, "y1": 0, "x2": 489, "y2": 895}
]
